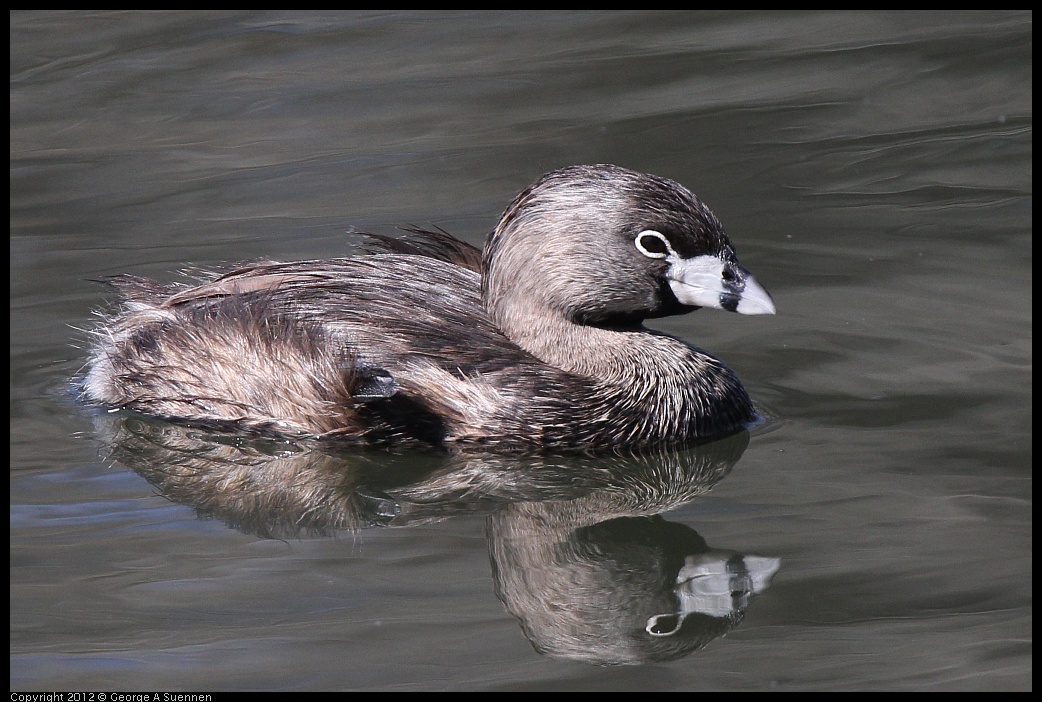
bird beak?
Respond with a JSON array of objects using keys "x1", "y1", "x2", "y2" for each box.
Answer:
[{"x1": 667, "y1": 254, "x2": 776, "y2": 315}]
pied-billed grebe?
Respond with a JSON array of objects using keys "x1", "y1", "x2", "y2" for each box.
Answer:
[{"x1": 83, "y1": 164, "x2": 775, "y2": 452}]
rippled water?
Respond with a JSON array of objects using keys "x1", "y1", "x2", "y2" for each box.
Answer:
[{"x1": 11, "y1": 11, "x2": 1031, "y2": 691}]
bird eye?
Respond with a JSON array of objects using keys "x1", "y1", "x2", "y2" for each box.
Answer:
[{"x1": 634, "y1": 230, "x2": 672, "y2": 259}]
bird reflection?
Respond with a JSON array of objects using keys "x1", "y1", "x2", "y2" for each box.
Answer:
[{"x1": 93, "y1": 412, "x2": 779, "y2": 665}]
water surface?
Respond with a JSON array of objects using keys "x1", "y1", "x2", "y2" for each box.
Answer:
[{"x1": 10, "y1": 10, "x2": 1031, "y2": 691}]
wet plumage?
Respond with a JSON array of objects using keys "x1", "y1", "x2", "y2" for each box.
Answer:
[{"x1": 82, "y1": 164, "x2": 775, "y2": 452}]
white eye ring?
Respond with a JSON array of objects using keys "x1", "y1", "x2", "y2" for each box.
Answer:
[{"x1": 634, "y1": 230, "x2": 675, "y2": 259}]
